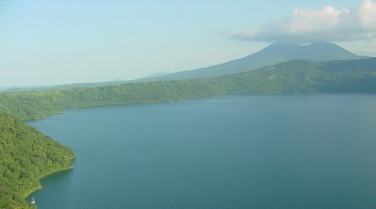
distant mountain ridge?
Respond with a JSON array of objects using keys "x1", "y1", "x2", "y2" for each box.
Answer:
[
  {"x1": 141, "y1": 42, "x2": 366, "y2": 81},
  {"x1": 2, "y1": 57, "x2": 375, "y2": 120},
  {"x1": 11, "y1": 42, "x2": 368, "y2": 91}
]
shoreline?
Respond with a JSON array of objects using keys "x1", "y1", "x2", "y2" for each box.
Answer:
[{"x1": 24, "y1": 157, "x2": 76, "y2": 200}]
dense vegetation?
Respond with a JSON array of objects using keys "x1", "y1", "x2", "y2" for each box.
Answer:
[
  {"x1": 1, "y1": 58, "x2": 375, "y2": 120},
  {"x1": 0, "y1": 112, "x2": 75, "y2": 209}
]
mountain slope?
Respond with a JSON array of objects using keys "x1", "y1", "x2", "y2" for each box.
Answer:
[
  {"x1": 0, "y1": 112, "x2": 75, "y2": 208},
  {"x1": 1, "y1": 57, "x2": 375, "y2": 121},
  {"x1": 220, "y1": 58, "x2": 376, "y2": 94},
  {"x1": 142, "y1": 42, "x2": 366, "y2": 81}
]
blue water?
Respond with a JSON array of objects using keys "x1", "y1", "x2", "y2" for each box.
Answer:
[{"x1": 27, "y1": 94, "x2": 376, "y2": 209}]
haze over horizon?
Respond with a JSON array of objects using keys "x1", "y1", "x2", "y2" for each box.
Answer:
[{"x1": 1, "y1": 0, "x2": 376, "y2": 87}]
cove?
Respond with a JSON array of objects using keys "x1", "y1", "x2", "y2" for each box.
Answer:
[{"x1": 27, "y1": 94, "x2": 376, "y2": 209}]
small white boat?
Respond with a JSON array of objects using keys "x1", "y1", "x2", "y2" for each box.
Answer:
[{"x1": 31, "y1": 197, "x2": 36, "y2": 204}]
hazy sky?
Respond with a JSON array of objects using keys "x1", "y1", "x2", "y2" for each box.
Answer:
[{"x1": 1, "y1": 0, "x2": 375, "y2": 87}]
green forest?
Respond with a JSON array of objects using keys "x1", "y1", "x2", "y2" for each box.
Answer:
[
  {"x1": 1, "y1": 58, "x2": 375, "y2": 120},
  {"x1": 0, "y1": 57, "x2": 375, "y2": 208},
  {"x1": 0, "y1": 112, "x2": 75, "y2": 209}
]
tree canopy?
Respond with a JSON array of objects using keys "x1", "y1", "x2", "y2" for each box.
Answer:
[{"x1": 0, "y1": 112, "x2": 75, "y2": 209}]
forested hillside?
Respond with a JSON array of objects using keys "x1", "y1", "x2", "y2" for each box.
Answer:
[
  {"x1": 1, "y1": 58, "x2": 375, "y2": 121},
  {"x1": 0, "y1": 112, "x2": 75, "y2": 209}
]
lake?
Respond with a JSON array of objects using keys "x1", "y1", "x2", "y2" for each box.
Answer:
[{"x1": 27, "y1": 94, "x2": 376, "y2": 209}]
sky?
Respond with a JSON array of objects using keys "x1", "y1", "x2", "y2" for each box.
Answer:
[{"x1": 0, "y1": 0, "x2": 375, "y2": 87}]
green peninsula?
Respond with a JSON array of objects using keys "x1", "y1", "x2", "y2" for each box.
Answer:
[{"x1": 0, "y1": 112, "x2": 75, "y2": 209}]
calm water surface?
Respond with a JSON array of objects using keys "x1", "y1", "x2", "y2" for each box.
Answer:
[{"x1": 27, "y1": 94, "x2": 376, "y2": 209}]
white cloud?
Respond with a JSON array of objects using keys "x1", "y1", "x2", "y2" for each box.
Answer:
[{"x1": 231, "y1": 0, "x2": 376, "y2": 43}]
